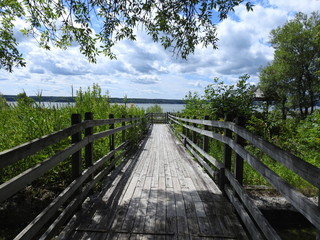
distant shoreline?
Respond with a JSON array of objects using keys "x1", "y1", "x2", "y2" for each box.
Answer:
[{"x1": 3, "y1": 95, "x2": 184, "y2": 104}]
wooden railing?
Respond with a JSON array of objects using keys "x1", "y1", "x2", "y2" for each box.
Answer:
[
  {"x1": 169, "y1": 114, "x2": 320, "y2": 240},
  {"x1": 0, "y1": 113, "x2": 149, "y2": 240},
  {"x1": 149, "y1": 112, "x2": 168, "y2": 124}
]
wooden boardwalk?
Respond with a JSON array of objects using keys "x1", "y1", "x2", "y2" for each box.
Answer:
[{"x1": 58, "y1": 124, "x2": 247, "y2": 240}]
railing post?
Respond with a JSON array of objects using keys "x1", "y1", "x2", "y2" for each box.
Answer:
[
  {"x1": 192, "y1": 116, "x2": 197, "y2": 144},
  {"x1": 151, "y1": 112, "x2": 154, "y2": 124},
  {"x1": 182, "y1": 115, "x2": 186, "y2": 136},
  {"x1": 122, "y1": 114, "x2": 126, "y2": 142},
  {"x1": 129, "y1": 115, "x2": 133, "y2": 145},
  {"x1": 203, "y1": 115, "x2": 209, "y2": 152},
  {"x1": 85, "y1": 112, "x2": 93, "y2": 181},
  {"x1": 223, "y1": 114, "x2": 233, "y2": 170},
  {"x1": 219, "y1": 114, "x2": 233, "y2": 191},
  {"x1": 234, "y1": 116, "x2": 246, "y2": 185},
  {"x1": 71, "y1": 114, "x2": 82, "y2": 180},
  {"x1": 109, "y1": 113, "x2": 115, "y2": 161},
  {"x1": 186, "y1": 116, "x2": 190, "y2": 141}
]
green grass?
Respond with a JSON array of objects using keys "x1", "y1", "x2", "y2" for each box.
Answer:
[{"x1": 0, "y1": 85, "x2": 145, "y2": 184}]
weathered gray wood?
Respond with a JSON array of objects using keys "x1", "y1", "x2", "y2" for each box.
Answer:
[
  {"x1": 224, "y1": 169, "x2": 281, "y2": 240},
  {"x1": 223, "y1": 114, "x2": 233, "y2": 172},
  {"x1": 0, "y1": 140, "x2": 87, "y2": 203},
  {"x1": 171, "y1": 115, "x2": 320, "y2": 189},
  {"x1": 91, "y1": 123, "x2": 137, "y2": 142},
  {"x1": 225, "y1": 187, "x2": 264, "y2": 240},
  {"x1": 122, "y1": 115, "x2": 126, "y2": 142},
  {"x1": 232, "y1": 143, "x2": 320, "y2": 230},
  {"x1": 192, "y1": 116, "x2": 198, "y2": 144},
  {"x1": 186, "y1": 144, "x2": 216, "y2": 179},
  {"x1": 0, "y1": 121, "x2": 90, "y2": 168},
  {"x1": 203, "y1": 115, "x2": 209, "y2": 152},
  {"x1": 71, "y1": 114, "x2": 82, "y2": 180},
  {"x1": 109, "y1": 114, "x2": 115, "y2": 164},
  {"x1": 173, "y1": 117, "x2": 320, "y2": 229},
  {"x1": 184, "y1": 135, "x2": 223, "y2": 169},
  {"x1": 85, "y1": 112, "x2": 94, "y2": 169},
  {"x1": 0, "y1": 116, "x2": 139, "y2": 169},
  {"x1": 234, "y1": 116, "x2": 245, "y2": 185},
  {"x1": 170, "y1": 113, "x2": 320, "y2": 235},
  {"x1": 55, "y1": 124, "x2": 248, "y2": 240},
  {"x1": 14, "y1": 144, "x2": 127, "y2": 240}
]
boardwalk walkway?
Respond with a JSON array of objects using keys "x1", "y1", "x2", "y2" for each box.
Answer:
[{"x1": 58, "y1": 124, "x2": 247, "y2": 240}]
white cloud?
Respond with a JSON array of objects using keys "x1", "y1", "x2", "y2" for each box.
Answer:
[
  {"x1": 1, "y1": 0, "x2": 319, "y2": 99},
  {"x1": 267, "y1": 0, "x2": 320, "y2": 14}
]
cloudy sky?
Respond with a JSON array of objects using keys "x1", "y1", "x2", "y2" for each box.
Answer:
[{"x1": 1, "y1": 0, "x2": 320, "y2": 99}]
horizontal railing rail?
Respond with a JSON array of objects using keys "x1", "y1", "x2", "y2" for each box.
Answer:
[
  {"x1": 0, "y1": 112, "x2": 149, "y2": 240},
  {"x1": 169, "y1": 113, "x2": 320, "y2": 240},
  {"x1": 149, "y1": 112, "x2": 168, "y2": 124}
]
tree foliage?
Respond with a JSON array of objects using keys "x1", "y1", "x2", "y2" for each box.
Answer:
[
  {"x1": 204, "y1": 74, "x2": 255, "y2": 119},
  {"x1": 0, "y1": 0, "x2": 253, "y2": 72},
  {"x1": 183, "y1": 74, "x2": 255, "y2": 119},
  {"x1": 259, "y1": 12, "x2": 320, "y2": 119},
  {"x1": 183, "y1": 91, "x2": 208, "y2": 117},
  {"x1": 145, "y1": 104, "x2": 163, "y2": 113}
]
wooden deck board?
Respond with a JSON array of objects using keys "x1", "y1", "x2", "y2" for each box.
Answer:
[{"x1": 58, "y1": 124, "x2": 247, "y2": 240}]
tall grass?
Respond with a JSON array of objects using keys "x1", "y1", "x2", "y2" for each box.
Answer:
[
  {"x1": 0, "y1": 84, "x2": 145, "y2": 184},
  {"x1": 0, "y1": 86, "x2": 147, "y2": 239}
]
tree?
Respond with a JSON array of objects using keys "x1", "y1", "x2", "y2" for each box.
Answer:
[
  {"x1": 183, "y1": 91, "x2": 208, "y2": 117},
  {"x1": 204, "y1": 74, "x2": 255, "y2": 119},
  {"x1": 1, "y1": 0, "x2": 253, "y2": 72},
  {"x1": 146, "y1": 104, "x2": 163, "y2": 113},
  {"x1": 260, "y1": 12, "x2": 320, "y2": 118},
  {"x1": 16, "y1": 91, "x2": 35, "y2": 107},
  {"x1": 259, "y1": 61, "x2": 291, "y2": 119}
]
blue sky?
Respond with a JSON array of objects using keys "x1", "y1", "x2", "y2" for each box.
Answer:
[{"x1": 1, "y1": 0, "x2": 320, "y2": 99}]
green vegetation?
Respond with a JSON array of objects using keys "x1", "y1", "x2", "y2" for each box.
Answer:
[
  {"x1": 145, "y1": 104, "x2": 163, "y2": 113},
  {"x1": 259, "y1": 12, "x2": 320, "y2": 119},
  {"x1": 0, "y1": 84, "x2": 147, "y2": 239},
  {"x1": 181, "y1": 73, "x2": 319, "y2": 194},
  {"x1": 1, "y1": 0, "x2": 253, "y2": 72},
  {"x1": 179, "y1": 12, "x2": 320, "y2": 195},
  {"x1": 0, "y1": 84, "x2": 144, "y2": 184}
]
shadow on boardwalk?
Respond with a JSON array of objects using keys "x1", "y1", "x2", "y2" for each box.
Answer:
[{"x1": 58, "y1": 125, "x2": 247, "y2": 240}]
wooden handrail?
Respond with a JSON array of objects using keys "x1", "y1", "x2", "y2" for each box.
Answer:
[
  {"x1": 169, "y1": 113, "x2": 320, "y2": 238},
  {"x1": 0, "y1": 113, "x2": 149, "y2": 240},
  {"x1": 171, "y1": 115, "x2": 320, "y2": 189},
  {"x1": 0, "y1": 116, "x2": 141, "y2": 169}
]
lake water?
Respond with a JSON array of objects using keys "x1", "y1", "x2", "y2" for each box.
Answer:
[
  {"x1": 126, "y1": 103, "x2": 185, "y2": 112},
  {"x1": 8, "y1": 102, "x2": 185, "y2": 113}
]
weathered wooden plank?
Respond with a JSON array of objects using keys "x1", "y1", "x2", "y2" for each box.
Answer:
[
  {"x1": 14, "y1": 147, "x2": 127, "y2": 240},
  {"x1": 172, "y1": 115, "x2": 320, "y2": 189},
  {"x1": 225, "y1": 169, "x2": 281, "y2": 240},
  {"x1": 197, "y1": 217, "x2": 212, "y2": 236},
  {"x1": 230, "y1": 142, "x2": 320, "y2": 230},
  {"x1": 186, "y1": 144, "x2": 216, "y2": 179},
  {"x1": 0, "y1": 121, "x2": 89, "y2": 169},
  {"x1": 225, "y1": 187, "x2": 264, "y2": 240},
  {"x1": 185, "y1": 138, "x2": 222, "y2": 170},
  {"x1": 0, "y1": 139, "x2": 87, "y2": 203},
  {"x1": 132, "y1": 199, "x2": 148, "y2": 233},
  {"x1": 57, "y1": 124, "x2": 248, "y2": 240},
  {"x1": 0, "y1": 116, "x2": 139, "y2": 170}
]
